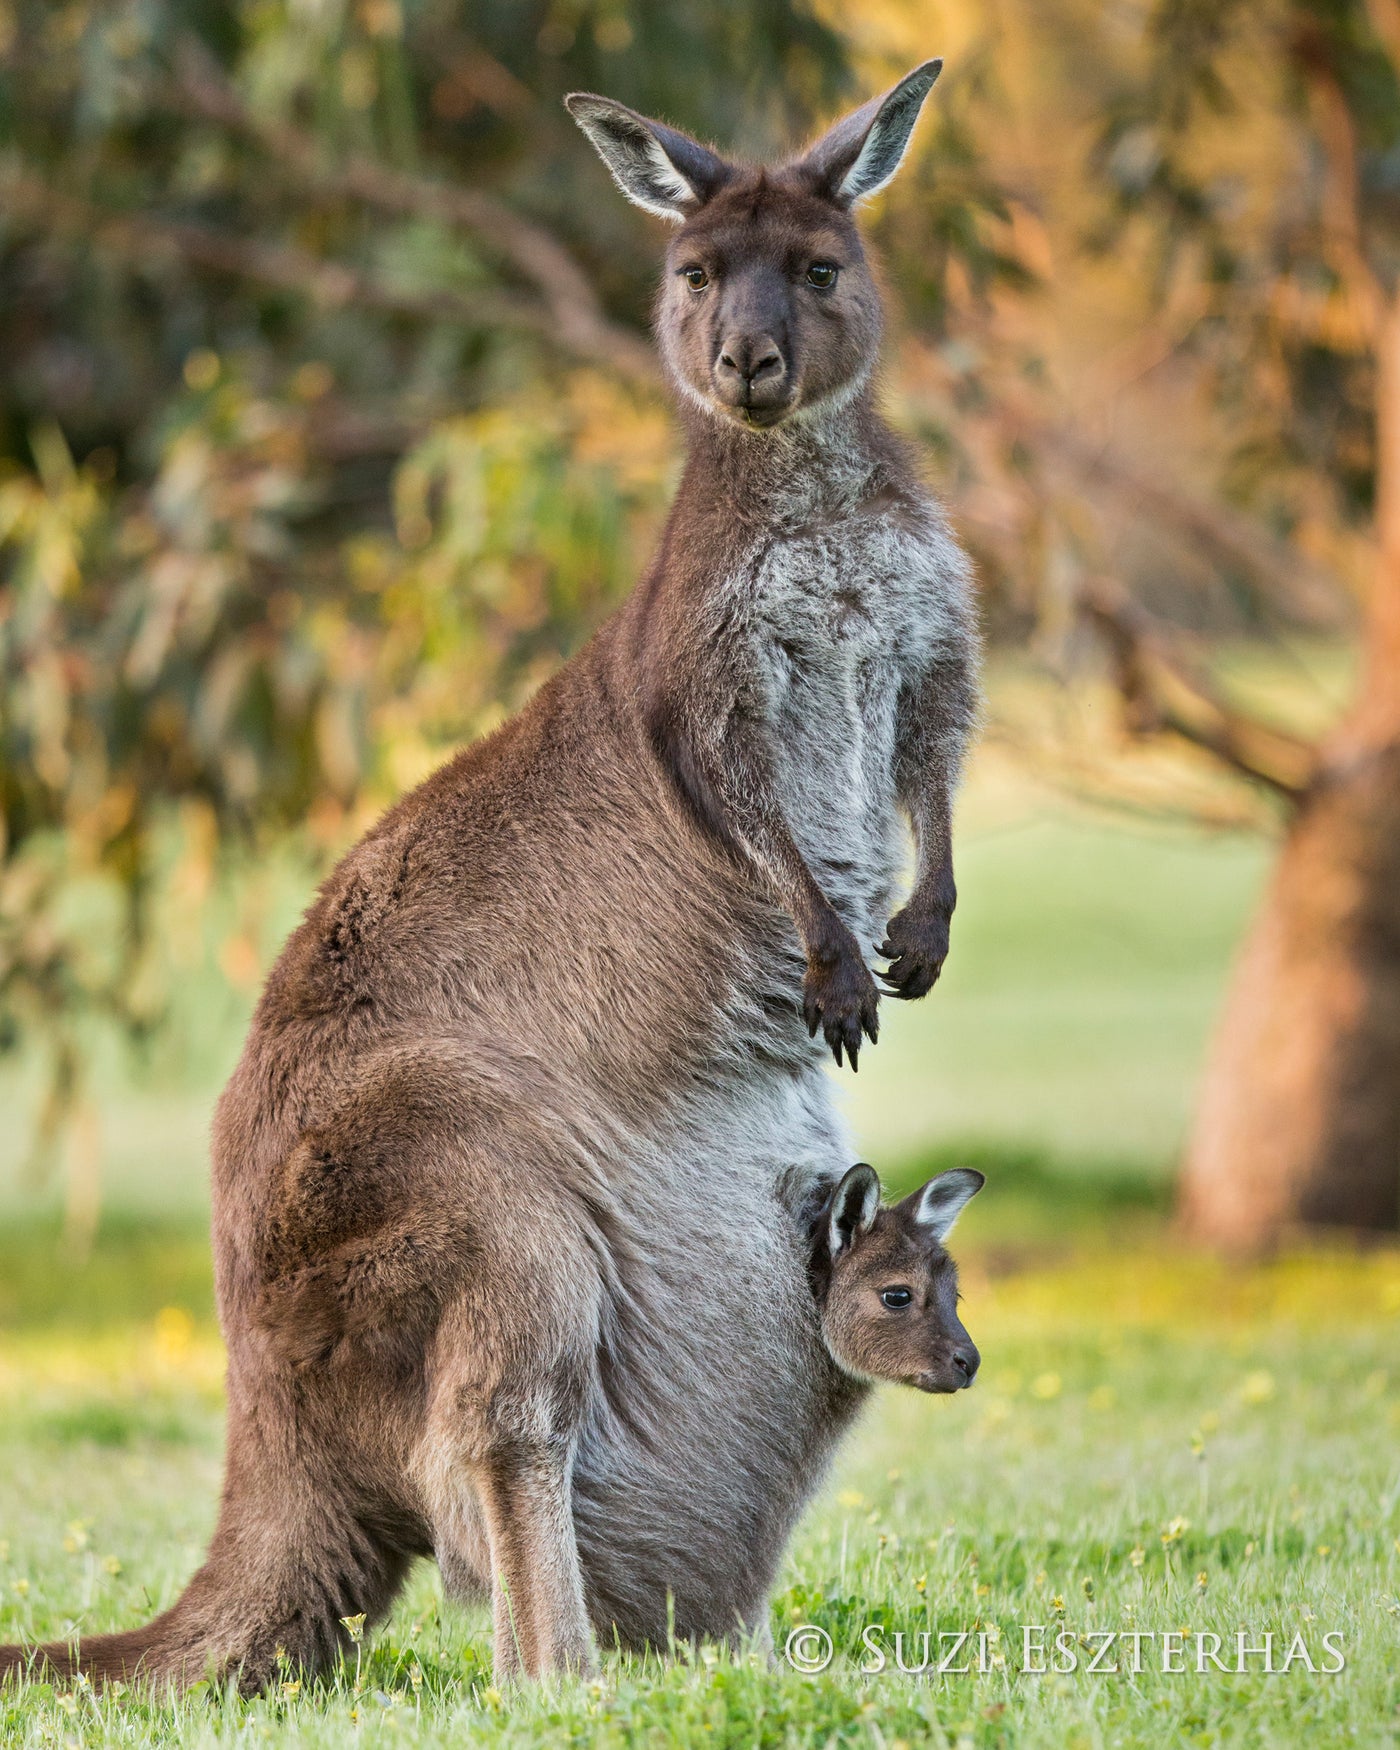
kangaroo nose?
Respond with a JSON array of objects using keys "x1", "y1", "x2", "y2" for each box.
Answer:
[{"x1": 716, "y1": 335, "x2": 786, "y2": 388}]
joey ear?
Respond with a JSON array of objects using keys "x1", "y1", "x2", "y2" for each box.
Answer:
[
  {"x1": 794, "y1": 60, "x2": 942, "y2": 208},
  {"x1": 564, "y1": 93, "x2": 730, "y2": 221},
  {"x1": 908, "y1": 1168, "x2": 984, "y2": 1241},
  {"x1": 827, "y1": 1163, "x2": 881, "y2": 1259}
]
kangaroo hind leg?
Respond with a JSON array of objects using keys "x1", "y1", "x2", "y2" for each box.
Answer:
[
  {"x1": 417, "y1": 1203, "x2": 602, "y2": 1683},
  {"x1": 473, "y1": 1437, "x2": 596, "y2": 1680}
]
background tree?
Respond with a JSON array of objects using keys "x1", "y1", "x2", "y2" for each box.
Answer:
[{"x1": 1077, "y1": 0, "x2": 1400, "y2": 1246}]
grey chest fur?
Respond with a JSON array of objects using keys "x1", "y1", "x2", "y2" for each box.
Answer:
[{"x1": 740, "y1": 508, "x2": 963, "y2": 937}]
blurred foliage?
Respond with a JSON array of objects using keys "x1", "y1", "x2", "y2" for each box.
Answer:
[
  {"x1": 2, "y1": 0, "x2": 1389, "y2": 1216},
  {"x1": 0, "y1": 371, "x2": 670, "y2": 1109},
  {"x1": 1093, "y1": 0, "x2": 1400, "y2": 532},
  {"x1": 0, "y1": 0, "x2": 1032, "y2": 1169}
]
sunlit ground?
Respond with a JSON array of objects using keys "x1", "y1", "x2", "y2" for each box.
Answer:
[{"x1": 1, "y1": 1224, "x2": 1396, "y2": 1747}]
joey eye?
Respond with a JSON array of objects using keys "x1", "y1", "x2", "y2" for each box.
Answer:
[
  {"x1": 682, "y1": 267, "x2": 710, "y2": 291},
  {"x1": 880, "y1": 1286, "x2": 913, "y2": 1310},
  {"x1": 806, "y1": 263, "x2": 838, "y2": 289}
]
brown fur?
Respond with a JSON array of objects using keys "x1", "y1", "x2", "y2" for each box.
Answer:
[{"x1": 0, "y1": 62, "x2": 979, "y2": 1692}]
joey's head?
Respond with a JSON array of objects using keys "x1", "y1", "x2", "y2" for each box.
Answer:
[
  {"x1": 812, "y1": 1163, "x2": 983, "y2": 1394},
  {"x1": 565, "y1": 63, "x2": 943, "y2": 431}
]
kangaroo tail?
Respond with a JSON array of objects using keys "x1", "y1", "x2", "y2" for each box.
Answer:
[
  {"x1": 0, "y1": 1495, "x2": 410, "y2": 1695},
  {"x1": 0, "y1": 1610, "x2": 184, "y2": 1688}
]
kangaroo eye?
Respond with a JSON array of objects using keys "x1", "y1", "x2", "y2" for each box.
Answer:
[
  {"x1": 682, "y1": 267, "x2": 709, "y2": 291},
  {"x1": 806, "y1": 263, "x2": 838, "y2": 289},
  {"x1": 880, "y1": 1287, "x2": 913, "y2": 1310}
]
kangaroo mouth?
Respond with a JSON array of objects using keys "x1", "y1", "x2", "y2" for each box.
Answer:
[
  {"x1": 913, "y1": 1369, "x2": 964, "y2": 1395},
  {"x1": 727, "y1": 400, "x2": 793, "y2": 430},
  {"x1": 708, "y1": 379, "x2": 796, "y2": 429}
]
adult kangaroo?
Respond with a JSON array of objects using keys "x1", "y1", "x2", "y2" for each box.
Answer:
[{"x1": 0, "y1": 60, "x2": 978, "y2": 1690}]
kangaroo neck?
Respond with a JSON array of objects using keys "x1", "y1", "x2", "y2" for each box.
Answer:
[{"x1": 671, "y1": 391, "x2": 888, "y2": 534}]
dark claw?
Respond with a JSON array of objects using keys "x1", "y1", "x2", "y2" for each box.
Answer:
[
  {"x1": 805, "y1": 934, "x2": 882, "y2": 1071},
  {"x1": 882, "y1": 897, "x2": 954, "y2": 996},
  {"x1": 876, "y1": 912, "x2": 946, "y2": 997},
  {"x1": 887, "y1": 959, "x2": 928, "y2": 997}
]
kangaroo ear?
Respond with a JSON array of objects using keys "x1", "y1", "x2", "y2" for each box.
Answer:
[
  {"x1": 908, "y1": 1168, "x2": 984, "y2": 1241},
  {"x1": 564, "y1": 93, "x2": 730, "y2": 221},
  {"x1": 827, "y1": 1164, "x2": 881, "y2": 1259},
  {"x1": 794, "y1": 60, "x2": 942, "y2": 208}
]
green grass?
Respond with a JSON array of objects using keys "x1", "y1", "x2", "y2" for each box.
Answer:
[
  {"x1": 1, "y1": 1217, "x2": 1398, "y2": 1747},
  {"x1": 843, "y1": 804, "x2": 1271, "y2": 1177}
]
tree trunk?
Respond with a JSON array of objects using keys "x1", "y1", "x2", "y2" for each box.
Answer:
[
  {"x1": 1178, "y1": 293, "x2": 1400, "y2": 1249},
  {"x1": 1177, "y1": 746, "x2": 1400, "y2": 1246}
]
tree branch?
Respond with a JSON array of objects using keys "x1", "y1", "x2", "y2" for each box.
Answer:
[
  {"x1": 1290, "y1": 20, "x2": 1384, "y2": 337},
  {"x1": 1028, "y1": 415, "x2": 1346, "y2": 627},
  {"x1": 918, "y1": 354, "x2": 1344, "y2": 626},
  {"x1": 1077, "y1": 577, "x2": 1318, "y2": 801},
  {"x1": 1, "y1": 160, "x2": 571, "y2": 342},
  {"x1": 168, "y1": 40, "x2": 659, "y2": 388}
]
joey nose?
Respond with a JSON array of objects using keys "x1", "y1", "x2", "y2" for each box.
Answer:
[{"x1": 951, "y1": 1346, "x2": 980, "y2": 1387}]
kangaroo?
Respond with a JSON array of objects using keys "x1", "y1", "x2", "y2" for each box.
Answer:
[
  {"x1": 807, "y1": 1164, "x2": 983, "y2": 1392},
  {"x1": 0, "y1": 60, "x2": 978, "y2": 1691}
]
